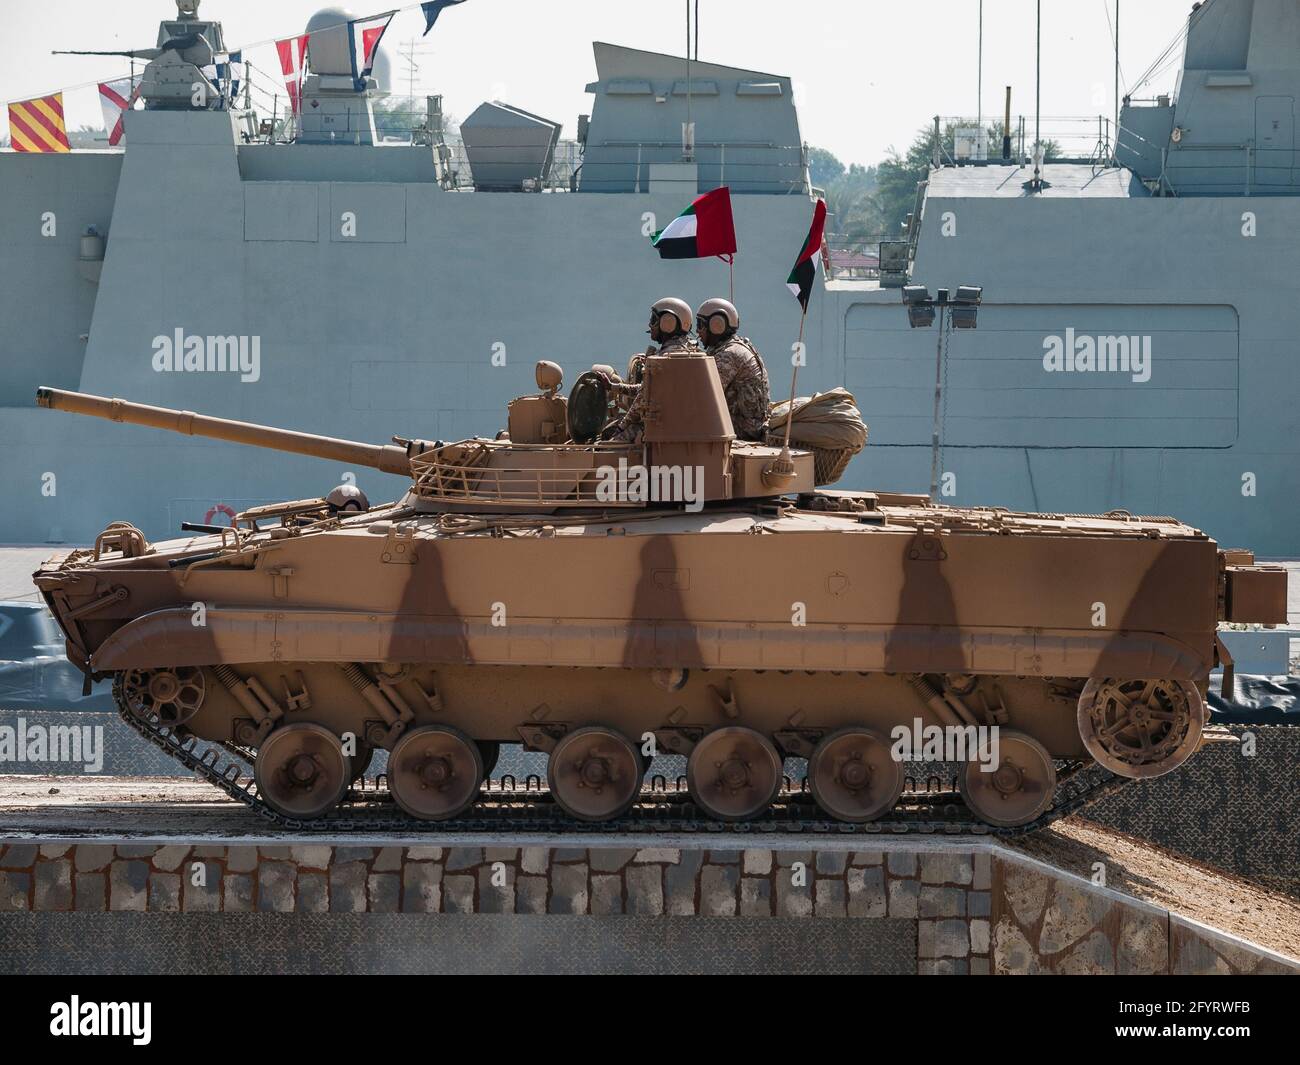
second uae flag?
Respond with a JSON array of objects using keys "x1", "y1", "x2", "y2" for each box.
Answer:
[
  {"x1": 651, "y1": 186, "x2": 737, "y2": 260},
  {"x1": 786, "y1": 199, "x2": 827, "y2": 310}
]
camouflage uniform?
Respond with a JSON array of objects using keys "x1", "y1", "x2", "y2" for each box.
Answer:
[
  {"x1": 613, "y1": 334, "x2": 704, "y2": 442},
  {"x1": 706, "y1": 335, "x2": 770, "y2": 441}
]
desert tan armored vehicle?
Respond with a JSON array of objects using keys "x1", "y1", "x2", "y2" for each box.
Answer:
[{"x1": 32, "y1": 352, "x2": 1288, "y2": 831}]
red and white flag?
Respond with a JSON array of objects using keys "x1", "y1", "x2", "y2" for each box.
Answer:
[
  {"x1": 348, "y1": 12, "x2": 394, "y2": 83},
  {"x1": 275, "y1": 33, "x2": 309, "y2": 114},
  {"x1": 98, "y1": 78, "x2": 140, "y2": 147}
]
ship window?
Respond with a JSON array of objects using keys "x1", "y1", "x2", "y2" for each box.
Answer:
[
  {"x1": 672, "y1": 80, "x2": 718, "y2": 96},
  {"x1": 737, "y1": 81, "x2": 783, "y2": 97},
  {"x1": 606, "y1": 80, "x2": 653, "y2": 95}
]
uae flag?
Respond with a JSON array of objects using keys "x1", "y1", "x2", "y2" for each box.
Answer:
[
  {"x1": 786, "y1": 199, "x2": 827, "y2": 310},
  {"x1": 651, "y1": 187, "x2": 737, "y2": 260}
]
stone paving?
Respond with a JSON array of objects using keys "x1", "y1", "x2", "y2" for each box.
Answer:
[{"x1": 0, "y1": 839, "x2": 1292, "y2": 974}]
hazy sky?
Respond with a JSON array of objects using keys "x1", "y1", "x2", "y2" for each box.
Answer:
[{"x1": 2, "y1": 0, "x2": 1196, "y2": 162}]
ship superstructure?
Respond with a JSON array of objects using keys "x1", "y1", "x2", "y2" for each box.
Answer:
[{"x1": 2, "y1": 0, "x2": 1298, "y2": 554}]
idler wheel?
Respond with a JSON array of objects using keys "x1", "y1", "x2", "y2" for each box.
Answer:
[
  {"x1": 1076, "y1": 678, "x2": 1205, "y2": 779},
  {"x1": 254, "y1": 723, "x2": 351, "y2": 820},
  {"x1": 958, "y1": 729, "x2": 1056, "y2": 828},
  {"x1": 120, "y1": 666, "x2": 206, "y2": 728},
  {"x1": 547, "y1": 727, "x2": 644, "y2": 822},
  {"x1": 686, "y1": 726, "x2": 783, "y2": 822},
  {"x1": 388, "y1": 725, "x2": 484, "y2": 821},
  {"x1": 808, "y1": 727, "x2": 903, "y2": 823}
]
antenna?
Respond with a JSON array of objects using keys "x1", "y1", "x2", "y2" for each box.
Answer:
[
  {"x1": 1034, "y1": 0, "x2": 1042, "y2": 187},
  {"x1": 398, "y1": 37, "x2": 434, "y2": 122},
  {"x1": 1113, "y1": 0, "x2": 1120, "y2": 163},
  {"x1": 683, "y1": 0, "x2": 694, "y2": 160},
  {"x1": 977, "y1": 0, "x2": 982, "y2": 127}
]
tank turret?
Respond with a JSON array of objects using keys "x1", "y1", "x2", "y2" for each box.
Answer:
[{"x1": 36, "y1": 359, "x2": 818, "y2": 513}]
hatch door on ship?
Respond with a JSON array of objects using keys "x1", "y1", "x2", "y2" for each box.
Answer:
[{"x1": 1254, "y1": 96, "x2": 1294, "y2": 186}]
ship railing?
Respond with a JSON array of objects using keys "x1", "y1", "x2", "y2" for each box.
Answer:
[
  {"x1": 1117, "y1": 122, "x2": 1297, "y2": 195},
  {"x1": 410, "y1": 440, "x2": 650, "y2": 508},
  {"x1": 926, "y1": 114, "x2": 1120, "y2": 167},
  {"x1": 823, "y1": 238, "x2": 890, "y2": 281},
  {"x1": 576, "y1": 141, "x2": 809, "y2": 194},
  {"x1": 237, "y1": 109, "x2": 810, "y2": 193}
]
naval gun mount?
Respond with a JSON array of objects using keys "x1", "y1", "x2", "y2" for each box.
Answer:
[{"x1": 55, "y1": 1, "x2": 233, "y2": 112}]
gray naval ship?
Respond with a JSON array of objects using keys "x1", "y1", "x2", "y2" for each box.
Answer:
[{"x1": 1, "y1": 0, "x2": 1298, "y2": 557}]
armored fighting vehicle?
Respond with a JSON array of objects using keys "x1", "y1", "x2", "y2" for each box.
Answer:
[{"x1": 32, "y1": 351, "x2": 1288, "y2": 831}]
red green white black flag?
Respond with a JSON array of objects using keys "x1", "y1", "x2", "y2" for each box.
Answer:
[
  {"x1": 786, "y1": 199, "x2": 827, "y2": 310},
  {"x1": 651, "y1": 186, "x2": 737, "y2": 260}
]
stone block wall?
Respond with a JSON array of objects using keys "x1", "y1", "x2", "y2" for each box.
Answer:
[{"x1": 0, "y1": 840, "x2": 1293, "y2": 975}]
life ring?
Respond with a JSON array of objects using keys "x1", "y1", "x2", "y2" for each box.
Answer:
[{"x1": 204, "y1": 503, "x2": 237, "y2": 528}]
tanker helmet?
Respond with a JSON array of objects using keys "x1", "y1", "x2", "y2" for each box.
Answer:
[
  {"x1": 696, "y1": 297, "x2": 739, "y2": 341},
  {"x1": 327, "y1": 483, "x2": 370, "y2": 514},
  {"x1": 648, "y1": 296, "x2": 692, "y2": 341}
]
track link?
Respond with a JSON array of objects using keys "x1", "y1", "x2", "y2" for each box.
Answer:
[{"x1": 114, "y1": 692, "x2": 1130, "y2": 837}]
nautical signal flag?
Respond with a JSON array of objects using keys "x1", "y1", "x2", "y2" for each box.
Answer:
[
  {"x1": 276, "y1": 34, "x2": 309, "y2": 115},
  {"x1": 98, "y1": 79, "x2": 140, "y2": 147},
  {"x1": 8, "y1": 93, "x2": 70, "y2": 153},
  {"x1": 348, "y1": 12, "x2": 395, "y2": 87},
  {"x1": 421, "y1": 0, "x2": 468, "y2": 35},
  {"x1": 651, "y1": 186, "x2": 737, "y2": 261},
  {"x1": 786, "y1": 199, "x2": 827, "y2": 310}
]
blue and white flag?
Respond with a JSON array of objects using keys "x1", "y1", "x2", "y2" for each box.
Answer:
[
  {"x1": 421, "y1": 0, "x2": 467, "y2": 36},
  {"x1": 215, "y1": 50, "x2": 244, "y2": 100},
  {"x1": 348, "y1": 12, "x2": 394, "y2": 88}
]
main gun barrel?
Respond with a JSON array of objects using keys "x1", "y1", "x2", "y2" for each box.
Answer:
[{"x1": 35, "y1": 387, "x2": 412, "y2": 476}]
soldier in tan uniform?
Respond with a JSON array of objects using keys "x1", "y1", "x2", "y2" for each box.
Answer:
[
  {"x1": 695, "y1": 297, "x2": 770, "y2": 441},
  {"x1": 612, "y1": 297, "x2": 703, "y2": 442}
]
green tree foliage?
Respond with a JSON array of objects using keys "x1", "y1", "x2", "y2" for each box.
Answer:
[
  {"x1": 811, "y1": 147, "x2": 883, "y2": 248},
  {"x1": 369, "y1": 98, "x2": 459, "y2": 141},
  {"x1": 868, "y1": 120, "x2": 1062, "y2": 236},
  {"x1": 807, "y1": 146, "x2": 845, "y2": 190}
]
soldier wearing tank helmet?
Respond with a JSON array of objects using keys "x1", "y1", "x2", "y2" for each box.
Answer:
[
  {"x1": 612, "y1": 297, "x2": 702, "y2": 442},
  {"x1": 695, "y1": 297, "x2": 770, "y2": 441}
]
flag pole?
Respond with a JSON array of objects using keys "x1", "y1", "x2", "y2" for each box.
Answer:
[
  {"x1": 780, "y1": 307, "x2": 807, "y2": 454},
  {"x1": 729, "y1": 256, "x2": 734, "y2": 302},
  {"x1": 763, "y1": 304, "x2": 806, "y2": 486}
]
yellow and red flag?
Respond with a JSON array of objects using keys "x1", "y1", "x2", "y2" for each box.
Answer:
[{"x1": 8, "y1": 93, "x2": 71, "y2": 153}]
